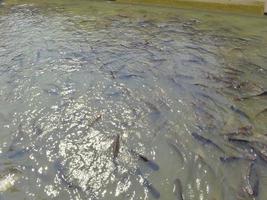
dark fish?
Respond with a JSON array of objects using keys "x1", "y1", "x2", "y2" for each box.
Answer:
[
  {"x1": 227, "y1": 137, "x2": 264, "y2": 159},
  {"x1": 220, "y1": 156, "x2": 243, "y2": 163},
  {"x1": 6, "y1": 148, "x2": 29, "y2": 159},
  {"x1": 228, "y1": 143, "x2": 258, "y2": 160},
  {"x1": 191, "y1": 132, "x2": 224, "y2": 153},
  {"x1": 32, "y1": 119, "x2": 43, "y2": 136},
  {"x1": 136, "y1": 168, "x2": 160, "y2": 199},
  {"x1": 244, "y1": 162, "x2": 259, "y2": 197},
  {"x1": 117, "y1": 14, "x2": 129, "y2": 18},
  {"x1": 110, "y1": 71, "x2": 116, "y2": 79},
  {"x1": 193, "y1": 83, "x2": 208, "y2": 88},
  {"x1": 144, "y1": 101, "x2": 161, "y2": 121},
  {"x1": 230, "y1": 138, "x2": 267, "y2": 163},
  {"x1": 192, "y1": 102, "x2": 215, "y2": 122},
  {"x1": 224, "y1": 66, "x2": 244, "y2": 74},
  {"x1": 228, "y1": 136, "x2": 250, "y2": 144},
  {"x1": 130, "y1": 150, "x2": 159, "y2": 171},
  {"x1": 229, "y1": 140, "x2": 258, "y2": 159},
  {"x1": 89, "y1": 114, "x2": 102, "y2": 127},
  {"x1": 140, "y1": 157, "x2": 159, "y2": 171},
  {"x1": 54, "y1": 160, "x2": 80, "y2": 190},
  {"x1": 184, "y1": 45, "x2": 216, "y2": 56},
  {"x1": 173, "y1": 178, "x2": 184, "y2": 200},
  {"x1": 9, "y1": 123, "x2": 24, "y2": 151},
  {"x1": 235, "y1": 91, "x2": 267, "y2": 101},
  {"x1": 237, "y1": 125, "x2": 253, "y2": 136},
  {"x1": 167, "y1": 140, "x2": 184, "y2": 163},
  {"x1": 230, "y1": 106, "x2": 250, "y2": 120},
  {"x1": 143, "y1": 179, "x2": 161, "y2": 199},
  {"x1": 33, "y1": 125, "x2": 43, "y2": 136},
  {"x1": 36, "y1": 50, "x2": 41, "y2": 62},
  {"x1": 174, "y1": 74, "x2": 194, "y2": 80},
  {"x1": 144, "y1": 101, "x2": 160, "y2": 114},
  {"x1": 138, "y1": 154, "x2": 149, "y2": 162},
  {"x1": 194, "y1": 92, "x2": 226, "y2": 112},
  {"x1": 249, "y1": 142, "x2": 267, "y2": 163},
  {"x1": 118, "y1": 74, "x2": 143, "y2": 80},
  {"x1": 43, "y1": 84, "x2": 61, "y2": 96},
  {"x1": 255, "y1": 108, "x2": 267, "y2": 118},
  {"x1": 112, "y1": 134, "x2": 120, "y2": 158},
  {"x1": 195, "y1": 154, "x2": 216, "y2": 176},
  {"x1": 11, "y1": 53, "x2": 24, "y2": 66},
  {"x1": 220, "y1": 126, "x2": 253, "y2": 137}
]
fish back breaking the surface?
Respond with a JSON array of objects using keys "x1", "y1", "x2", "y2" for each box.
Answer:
[{"x1": 112, "y1": 134, "x2": 120, "y2": 158}]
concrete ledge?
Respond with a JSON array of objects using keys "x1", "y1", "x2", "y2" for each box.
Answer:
[{"x1": 117, "y1": 0, "x2": 265, "y2": 15}]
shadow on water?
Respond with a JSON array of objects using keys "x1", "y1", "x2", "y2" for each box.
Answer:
[{"x1": 0, "y1": 0, "x2": 267, "y2": 199}]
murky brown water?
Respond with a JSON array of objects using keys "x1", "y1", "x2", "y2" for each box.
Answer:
[{"x1": 0, "y1": 0, "x2": 266, "y2": 199}]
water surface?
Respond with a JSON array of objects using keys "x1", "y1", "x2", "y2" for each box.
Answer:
[{"x1": 0, "y1": 0, "x2": 267, "y2": 199}]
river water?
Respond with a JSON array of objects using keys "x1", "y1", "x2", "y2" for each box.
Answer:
[{"x1": 0, "y1": 0, "x2": 267, "y2": 199}]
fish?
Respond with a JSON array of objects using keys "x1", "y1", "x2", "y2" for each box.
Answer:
[
  {"x1": 244, "y1": 162, "x2": 259, "y2": 197},
  {"x1": 222, "y1": 126, "x2": 252, "y2": 137},
  {"x1": 112, "y1": 134, "x2": 120, "y2": 158},
  {"x1": 137, "y1": 153, "x2": 149, "y2": 162},
  {"x1": 143, "y1": 178, "x2": 161, "y2": 199},
  {"x1": 227, "y1": 137, "x2": 267, "y2": 162},
  {"x1": 193, "y1": 83, "x2": 208, "y2": 88},
  {"x1": 255, "y1": 108, "x2": 267, "y2": 118},
  {"x1": 9, "y1": 123, "x2": 24, "y2": 151},
  {"x1": 237, "y1": 125, "x2": 253, "y2": 136},
  {"x1": 191, "y1": 132, "x2": 224, "y2": 153},
  {"x1": 227, "y1": 136, "x2": 250, "y2": 144},
  {"x1": 6, "y1": 148, "x2": 30, "y2": 159},
  {"x1": 224, "y1": 66, "x2": 244, "y2": 74},
  {"x1": 195, "y1": 154, "x2": 216, "y2": 176},
  {"x1": 33, "y1": 125, "x2": 43, "y2": 136},
  {"x1": 220, "y1": 156, "x2": 243, "y2": 163},
  {"x1": 235, "y1": 91, "x2": 267, "y2": 101},
  {"x1": 173, "y1": 178, "x2": 184, "y2": 200},
  {"x1": 194, "y1": 92, "x2": 226, "y2": 112},
  {"x1": 228, "y1": 136, "x2": 258, "y2": 146},
  {"x1": 110, "y1": 71, "x2": 116, "y2": 79},
  {"x1": 229, "y1": 138, "x2": 267, "y2": 163},
  {"x1": 43, "y1": 84, "x2": 61, "y2": 96},
  {"x1": 32, "y1": 119, "x2": 43, "y2": 136},
  {"x1": 89, "y1": 114, "x2": 102, "y2": 127},
  {"x1": 219, "y1": 155, "x2": 256, "y2": 163},
  {"x1": 227, "y1": 137, "x2": 256, "y2": 156},
  {"x1": 54, "y1": 160, "x2": 80, "y2": 190},
  {"x1": 144, "y1": 101, "x2": 161, "y2": 121},
  {"x1": 118, "y1": 74, "x2": 144, "y2": 80},
  {"x1": 0, "y1": 168, "x2": 21, "y2": 192},
  {"x1": 130, "y1": 150, "x2": 159, "y2": 171},
  {"x1": 36, "y1": 49, "x2": 41, "y2": 63},
  {"x1": 249, "y1": 142, "x2": 267, "y2": 163},
  {"x1": 136, "y1": 168, "x2": 160, "y2": 199},
  {"x1": 144, "y1": 101, "x2": 160, "y2": 114},
  {"x1": 167, "y1": 140, "x2": 184, "y2": 163},
  {"x1": 184, "y1": 45, "x2": 216, "y2": 56},
  {"x1": 230, "y1": 106, "x2": 250, "y2": 120}
]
